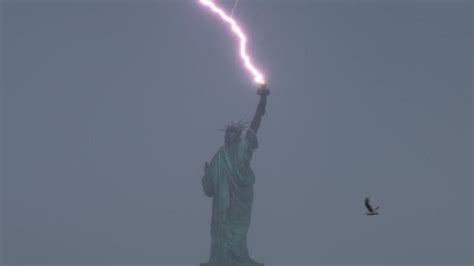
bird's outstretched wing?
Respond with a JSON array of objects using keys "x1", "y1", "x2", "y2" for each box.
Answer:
[{"x1": 364, "y1": 197, "x2": 374, "y2": 212}]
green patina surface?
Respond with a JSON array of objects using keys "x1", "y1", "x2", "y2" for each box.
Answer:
[
  {"x1": 201, "y1": 129, "x2": 262, "y2": 265},
  {"x1": 200, "y1": 88, "x2": 269, "y2": 266}
]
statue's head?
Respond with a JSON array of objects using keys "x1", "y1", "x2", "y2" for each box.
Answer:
[{"x1": 222, "y1": 120, "x2": 248, "y2": 146}]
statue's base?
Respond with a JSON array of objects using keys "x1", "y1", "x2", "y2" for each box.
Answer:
[{"x1": 200, "y1": 261, "x2": 263, "y2": 266}]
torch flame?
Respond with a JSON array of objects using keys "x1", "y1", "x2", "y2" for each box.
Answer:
[{"x1": 198, "y1": 0, "x2": 266, "y2": 85}]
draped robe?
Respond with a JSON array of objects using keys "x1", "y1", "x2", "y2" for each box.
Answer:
[{"x1": 201, "y1": 129, "x2": 259, "y2": 263}]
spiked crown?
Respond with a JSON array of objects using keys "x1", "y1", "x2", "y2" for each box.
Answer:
[{"x1": 220, "y1": 120, "x2": 249, "y2": 134}]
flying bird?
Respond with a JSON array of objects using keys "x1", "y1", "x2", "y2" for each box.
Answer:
[{"x1": 364, "y1": 197, "x2": 380, "y2": 215}]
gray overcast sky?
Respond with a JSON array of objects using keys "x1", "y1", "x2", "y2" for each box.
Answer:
[{"x1": 1, "y1": 0, "x2": 472, "y2": 265}]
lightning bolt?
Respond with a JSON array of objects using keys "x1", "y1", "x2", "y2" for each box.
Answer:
[
  {"x1": 230, "y1": 0, "x2": 239, "y2": 18},
  {"x1": 198, "y1": 0, "x2": 266, "y2": 85}
]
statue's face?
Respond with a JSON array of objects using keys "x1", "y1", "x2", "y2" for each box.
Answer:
[{"x1": 224, "y1": 129, "x2": 241, "y2": 145}]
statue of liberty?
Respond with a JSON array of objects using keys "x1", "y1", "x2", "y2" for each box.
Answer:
[{"x1": 200, "y1": 84, "x2": 270, "y2": 266}]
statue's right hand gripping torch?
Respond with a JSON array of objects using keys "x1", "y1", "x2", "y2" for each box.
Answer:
[
  {"x1": 257, "y1": 83, "x2": 270, "y2": 98},
  {"x1": 256, "y1": 83, "x2": 269, "y2": 116}
]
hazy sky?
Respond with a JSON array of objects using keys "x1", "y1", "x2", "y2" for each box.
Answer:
[{"x1": 1, "y1": 0, "x2": 472, "y2": 265}]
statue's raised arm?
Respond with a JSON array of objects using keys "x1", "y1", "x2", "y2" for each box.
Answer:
[{"x1": 248, "y1": 83, "x2": 270, "y2": 135}]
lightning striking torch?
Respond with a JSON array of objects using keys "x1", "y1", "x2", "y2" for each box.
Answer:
[{"x1": 198, "y1": 0, "x2": 268, "y2": 94}]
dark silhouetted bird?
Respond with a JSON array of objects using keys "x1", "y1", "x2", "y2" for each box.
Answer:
[{"x1": 364, "y1": 197, "x2": 380, "y2": 215}]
